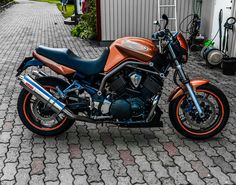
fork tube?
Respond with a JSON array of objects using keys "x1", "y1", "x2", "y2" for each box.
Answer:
[{"x1": 168, "y1": 44, "x2": 205, "y2": 117}]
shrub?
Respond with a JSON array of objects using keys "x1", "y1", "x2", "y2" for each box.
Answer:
[
  {"x1": 0, "y1": 0, "x2": 13, "y2": 6},
  {"x1": 71, "y1": 0, "x2": 96, "y2": 40}
]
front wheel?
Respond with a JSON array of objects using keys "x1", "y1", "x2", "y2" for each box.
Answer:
[{"x1": 169, "y1": 83, "x2": 230, "y2": 140}]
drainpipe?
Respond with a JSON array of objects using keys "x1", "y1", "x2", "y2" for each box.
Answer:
[
  {"x1": 96, "y1": 0, "x2": 102, "y2": 41},
  {"x1": 74, "y1": 0, "x2": 78, "y2": 16}
]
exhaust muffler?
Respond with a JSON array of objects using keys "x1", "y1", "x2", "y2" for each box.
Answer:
[
  {"x1": 18, "y1": 75, "x2": 66, "y2": 113},
  {"x1": 18, "y1": 75, "x2": 96, "y2": 123}
]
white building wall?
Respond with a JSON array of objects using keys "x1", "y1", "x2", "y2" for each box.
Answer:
[
  {"x1": 201, "y1": 0, "x2": 236, "y2": 56},
  {"x1": 100, "y1": 0, "x2": 196, "y2": 41},
  {"x1": 230, "y1": 0, "x2": 236, "y2": 57}
]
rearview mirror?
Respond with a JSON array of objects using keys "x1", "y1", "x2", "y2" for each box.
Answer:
[{"x1": 162, "y1": 14, "x2": 169, "y2": 29}]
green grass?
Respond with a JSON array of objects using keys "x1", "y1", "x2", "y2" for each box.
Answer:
[
  {"x1": 57, "y1": 3, "x2": 75, "y2": 18},
  {"x1": 32, "y1": 0, "x2": 74, "y2": 18}
]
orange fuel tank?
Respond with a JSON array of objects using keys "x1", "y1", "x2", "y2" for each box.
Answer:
[{"x1": 104, "y1": 37, "x2": 158, "y2": 73}]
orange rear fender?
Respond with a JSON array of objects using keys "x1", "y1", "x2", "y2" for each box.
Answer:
[{"x1": 168, "y1": 79, "x2": 210, "y2": 102}]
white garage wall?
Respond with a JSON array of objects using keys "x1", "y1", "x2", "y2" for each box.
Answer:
[
  {"x1": 201, "y1": 0, "x2": 236, "y2": 57},
  {"x1": 230, "y1": 0, "x2": 236, "y2": 57},
  {"x1": 100, "y1": 0, "x2": 195, "y2": 41}
]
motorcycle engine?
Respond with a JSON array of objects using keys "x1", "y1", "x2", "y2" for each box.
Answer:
[
  {"x1": 110, "y1": 98, "x2": 145, "y2": 119},
  {"x1": 105, "y1": 70, "x2": 163, "y2": 120}
]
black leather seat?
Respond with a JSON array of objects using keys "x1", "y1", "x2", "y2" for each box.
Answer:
[{"x1": 35, "y1": 45, "x2": 110, "y2": 76}]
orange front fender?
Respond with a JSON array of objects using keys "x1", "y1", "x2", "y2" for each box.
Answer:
[{"x1": 168, "y1": 79, "x2": 210, "y2": 102}]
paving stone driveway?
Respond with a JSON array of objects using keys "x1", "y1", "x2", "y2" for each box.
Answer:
[{"x1": 0, "y1": 0, "x2": 236, "y2": 184}]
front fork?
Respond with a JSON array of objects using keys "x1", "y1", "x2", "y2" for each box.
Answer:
[{"x1": 168, "y1": 45, "x2": 205, "y2": 118}]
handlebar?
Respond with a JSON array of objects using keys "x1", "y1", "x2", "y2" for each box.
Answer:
[{"x1": 152, "y1": 31, "x2": 165, "y2": 39}]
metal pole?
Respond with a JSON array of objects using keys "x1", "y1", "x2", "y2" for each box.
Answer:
[{"x1": 74, "y1": 0, "x2": 78, "y2": 15}]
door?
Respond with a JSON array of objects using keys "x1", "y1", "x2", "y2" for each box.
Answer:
[{"x1": 210, "y1": 0, "x2": 233, "y2": 49}]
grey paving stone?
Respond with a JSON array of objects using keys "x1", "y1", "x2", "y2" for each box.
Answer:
[
  {"x1": 5, "y1": 147, "x2": 19, "y2": 163},
  {"x1": 45, "y1": 148, "x2": 57, "y2": 164},
  {"x1": 44, "y1": 163, "x2": 59, "y2": 182},
  {"x1": 127, "y1": 142, "x2": 143, "y2": 155},
  {"x1": 134, "y1": 155, "x2": 152, "y2": 172},
  {"x1": 204, "y1": 177, "x2": 220, "y2": 185},
  {"x1": 58, "y1": 169, "x2": 74, "y2": 185},
  {"x1": 20, "y1": 139, "x2": 33, "y2": 153},
  {"x1": 15, "y1": 168, "x2": 31, "y2": 185},
  {"x1": 57, "y1": 153, "x2": 71, "y2": 169},
  {"x1": 215, "y1": 147, "x2": 235, "y2": 162},
  {"x1": 101, "y1": 170, "x2": 117, "y2": 185},
  {"x1": 143, "y1": 171, "x2": 161, "y2": 185},
  {"x1": 86, "y1": 163, "x2": 101, "y2": 183},
  {"x1": 168, "y1": 166, "x2": 188, "y2": 185},
  {"x1": 17, "y1": 152, "x2": 32, "y2": 169},
  {"x1": 1, "y1": 180, "x2": 16, "y2": 185},
  {"x1": 212, "y1": 156, "x2": 235, "y2": 173},
  {"x1": 142, "y1": 146, "x2": 158, "y2": 161},
  {"x1": 157, "y1": 151, "x2": 175, "y2": 167},
  {"x1": 92, "y1": 141, "x2": 106, "y2": 154},
  {"x1": 96, "y1": 154, "x2": 111, "y2": 170},
  {"x1": 56, "y1": 140, "x2": 69, "y2": 153},
  {"x1": 32, "y1": 143, "x2": 45, "y2": 158},
  {"x1": 74, "y1": 175, "x2": 88, "y2": 185},
  {"x1": 29, "y1": 175, "x2": 45, "y2": 185},
  {"x1": 1, "y1": 162, "x2": 17, "y2": 181},
  {"x1": 151, "y1": 161, "x2": 169, "y2": 178},
  {"x1": 160, "y1": 178, "x2": 175, "y2": 185},
  {"x1": 127, "y1": 165, "x2": 145, "y2": 184},
  {"x1": 0, "y1": 143, "x2": 8, "y2": 157},
  {"x1": 228, "y1": 173, "x2": 236, "y2": 184},
  {"x1": 110, "y1": 159, "x2": 127, "y2": 177},
  {"x1": 71, "y1": 159, "x2": 86, "y2": 176},
  {"x1": 173, "y1": 155, "x2": 193, "y2": 173},
  {"x1": 45, "y1": 181, "x2": 60, "y2": 185},
  {"x1": 185, "y1": 171, "x2": 205, "y2": 185},
  {"x1": 0, "y1": 132, "x2": 11, "y2": 143},
  {"x1": 82, "y1": 149, "x2": 96, "y2": 165},
  {"x1": 178, "y1": 146, "x2": 198, "y2": 161},
  {"x1": 195, "y1": 151, "x2": 215, "y2": 167},
  {"x1": 209, "y1": 166, "x2": 232, "y2": 185}
]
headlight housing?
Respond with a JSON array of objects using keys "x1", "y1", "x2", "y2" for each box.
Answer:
[{"x1": 172, "y1": 32, "x2": 189, "y2": 63}]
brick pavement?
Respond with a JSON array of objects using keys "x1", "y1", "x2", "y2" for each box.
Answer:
[{"x1": 0, "y1": 0, "x2": 236, "y2": 184}]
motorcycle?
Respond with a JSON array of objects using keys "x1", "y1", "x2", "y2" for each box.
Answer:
[{"x1": 16, "y1": 14, "x2": 230, "y2": 139}]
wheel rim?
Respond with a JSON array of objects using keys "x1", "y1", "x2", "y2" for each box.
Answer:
[
  {"x1": 23, "y1": 86, "x2": 67, "y2": 131},
  {"x1": 176, "y1": 89, "x2": 225, "y2": 136}
]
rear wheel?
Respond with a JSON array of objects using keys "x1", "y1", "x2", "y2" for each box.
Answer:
[
  {"x1": 169, "y1": 83, "x2": 230, "y2": 139},
  {"x1": 17, "y1": 77, "x2": 75, "y2": 136}
]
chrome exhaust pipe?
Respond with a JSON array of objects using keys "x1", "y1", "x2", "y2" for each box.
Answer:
[
  {"x1": 32, "y1": 70, "x2": 48, "y2": 78},
  {"x1": 18, "y1": 75, "x2": 66, "y2": 113},
  {"x1": 18, "y1": 75, "x2": 96, "y2": 122}
]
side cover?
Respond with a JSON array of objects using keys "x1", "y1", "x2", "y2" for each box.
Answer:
[{"x1": 104, "y1": 37, "x2": 158, "y2": 72}]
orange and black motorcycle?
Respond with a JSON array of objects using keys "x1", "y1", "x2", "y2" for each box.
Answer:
[{"x1": 16, "y1": 15, "x2": 229, "y2": 139}]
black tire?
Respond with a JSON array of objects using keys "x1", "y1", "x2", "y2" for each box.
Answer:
[
  {"x1": 17, "y1": 76, "x2": 75, "y2": 136},
  {"x1": 169, "y1": 83, "x2": 230, "y2": 140}
]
